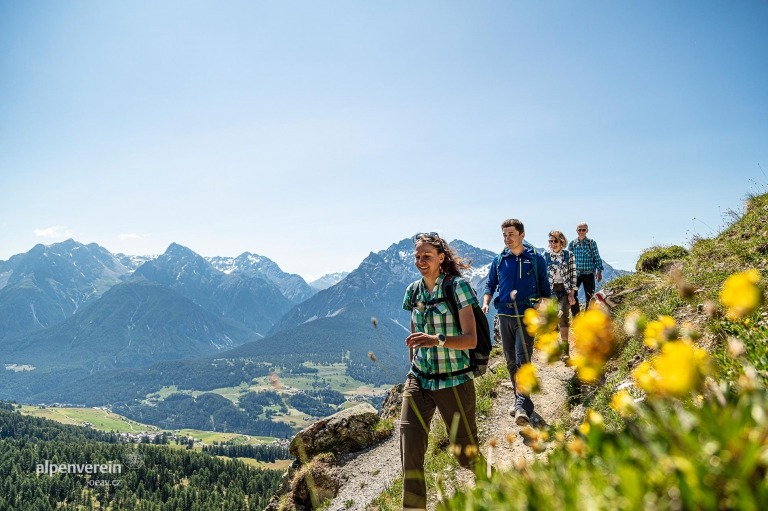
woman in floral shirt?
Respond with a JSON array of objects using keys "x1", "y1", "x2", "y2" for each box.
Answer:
[{"x1": 546, "y1": 230, "x2": 577, "y2": 357}]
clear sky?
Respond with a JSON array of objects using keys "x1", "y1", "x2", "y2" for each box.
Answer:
[{"x1": 1, "y1": 1, "x2": 766, "y2": 281}]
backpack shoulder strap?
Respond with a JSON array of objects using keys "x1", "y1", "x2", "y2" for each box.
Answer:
[
  {"x1": 495, "y1": 251, "x2": 504, "y2": 284},
  {"x1": 530, "y1": 247, "x2": 541, "y2": 297},
  {"x1": 407, "y1": 281, "x2": 422, "y2": 311},
  {"x1": 586, "y1": 238, "x2": 597, "y2": 264},
  {"x1": 440, "y1": 275, "x2": 460, "y2": 320}
]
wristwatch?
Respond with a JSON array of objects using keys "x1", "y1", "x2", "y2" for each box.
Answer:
[{"x1": 437, "y1": 334, "x2": 446, "y2": 347}]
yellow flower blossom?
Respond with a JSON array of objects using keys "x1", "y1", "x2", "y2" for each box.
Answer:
[
  {"x1": 586, "y1": 409, "x2": 604, "y2": 428},
  {"x1": 719, "y1": 269, "x2": 763, "y2": 321},
  {"x1": 610, "y1": 390, "x2": 637, "y2": 418},
  {"x1": 632, "y1": 361, "x2": 656, "y2": 394},
  {"x1": 515, "y1": 363, "x2": 540, "y2": 394},
  {"x1": 523, "y1": 299, "x2": 559, "y2": 336},
  {"x1": 535, "y1": 331, "x2": 563, "y2": 363},
  {"x1": 643, "y1": 315, "x2": 677, "y2": 349},
  {"x1": 570, "y1": 309, "x2": 615, "y2": 383},
  {"x1": 653, "y1": 341, "x2": 710, "y2": 397},
  {"x1": 632, "y1": 341, "x2": 711, "y2": 398}
]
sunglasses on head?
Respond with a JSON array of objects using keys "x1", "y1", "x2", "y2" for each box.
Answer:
[{"x1": 414, "y1": 232, "x2": 440, "y2": 242}]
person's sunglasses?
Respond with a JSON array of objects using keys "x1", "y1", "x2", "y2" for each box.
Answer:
[
  {"x1": 577, "y1": 229, "x2": 587, "y2": 232},
  {"x1": 548, "y1": 239, "x2": 558, "y2": 243},
  {"x1": 414, "y1": 232, "x2": 440, "y2": 242}
]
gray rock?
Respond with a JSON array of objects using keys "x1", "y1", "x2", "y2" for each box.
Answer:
[{"x1": 289, "y1": 403, "x2": 382, "y2": 462}]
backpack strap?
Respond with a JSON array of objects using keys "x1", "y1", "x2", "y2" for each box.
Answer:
[
  {"x1": 585, "y1": 238, "x2": 597, "y2": 267},
  {"x1": 407, "y1": 281, "x2": 421, "y2": 311},
  {"x1": 530, "y1": 245, "x2": 541, "y2": 298},
  {"x1": 495, "y1": 251, "x2": 504, "y2": 285},
  {"x1": 440, "y1": 275, "x2": 459, "y2": 322}
]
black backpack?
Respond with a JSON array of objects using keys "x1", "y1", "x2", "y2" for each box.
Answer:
[{"x1": 408, "y1": 275, "x2": 492, "y2": 378}]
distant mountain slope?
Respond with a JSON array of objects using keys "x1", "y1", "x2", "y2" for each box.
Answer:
[
  {"x1": 134, "y1": 243, "x2": 292, "y2": 335},
  {"x1": 208, "y1": 252, "x2": 316, "y2": 304},
  {"x1": 2, "y1": 278, "x2": 258, "y2": 375},
  {"x1": 309, "y1": 272, "x2": 350, "y2": 290},
  {"x1": 0, "y1": 239, "x2": 130, "y2": 340}
]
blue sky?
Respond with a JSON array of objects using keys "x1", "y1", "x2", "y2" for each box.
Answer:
[{"x1": 1, "y1": 1, "x2": 766, "y2": 281}]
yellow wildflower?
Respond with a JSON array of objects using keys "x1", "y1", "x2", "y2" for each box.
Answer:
[
  {"x1": 632, "y1": 361, "x2": 656, "y2": 394},
  {"x1": 643, "y1": 315, "x2": 677, "y2": 349},
  {"x1": 570, "y1": 309, "x2": 615, "y2": 383},
  {"x1": 515, "y1": 363, "x2": 540, "y2": 394},
  {"x1": 523, "y1": 298, "x2": 559, "y2": 336},
  {"x1": 719, "y1": 269, "x2": 763, "y2": 321},
  {"x1": 632, "y1": 341, "x2": 711, "y2": 398},
  {"x1": 586, "y1": 409, "x2": 604, "y2": 428},
  {"x1": 653, "y1": 341, "x2": 710, "y2": 397},
  {"x1": 535, "y1": 331, "x2": 563, "y2": 363},
  {"x1": 610, "y1": 389, "x2": 637, "y2": 418}
]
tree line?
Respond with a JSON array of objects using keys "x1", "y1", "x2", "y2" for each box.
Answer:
[{"x1": 0, "y1": 403, "x2": 283, "y2": 510}]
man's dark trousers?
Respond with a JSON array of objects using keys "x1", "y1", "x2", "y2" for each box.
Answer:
[{"x1": 570, "y1": 272, "x2": 596, "y2": 317}]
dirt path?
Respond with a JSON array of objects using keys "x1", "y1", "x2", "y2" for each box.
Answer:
[
  {"x1": 478, "y1": 352, "x2": 574, "y2": 471},
  {"x1": 323, "y1": 349, "x2": 574, "y2": 511}
]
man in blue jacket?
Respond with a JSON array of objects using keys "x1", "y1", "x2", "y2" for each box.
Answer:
[{"x1": 482, "y1": 218, "x2": 551, "y2": 426}]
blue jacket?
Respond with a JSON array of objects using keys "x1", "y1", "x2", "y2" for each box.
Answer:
[{"x1": 483, "y1": 244, "x2": 552, "y2": 314}]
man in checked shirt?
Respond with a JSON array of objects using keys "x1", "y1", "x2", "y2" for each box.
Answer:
[{"x1": 567, "y1": 222, "x2": 604, "y2": 317}]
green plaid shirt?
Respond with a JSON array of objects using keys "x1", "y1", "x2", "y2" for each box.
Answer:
[{"x1": 402, "y1": 274, "x2": 478, "y2": 390}]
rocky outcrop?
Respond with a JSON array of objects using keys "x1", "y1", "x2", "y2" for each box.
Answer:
[
  {"x1": 380, "y1": 383, "x2": 404, "y2": 420},
  {"x1": 289, "y1": 402, "x2": 383, "y2": 460},
  {"x1": 265, "y1": 403, "x2": 393, "y2": 511}
]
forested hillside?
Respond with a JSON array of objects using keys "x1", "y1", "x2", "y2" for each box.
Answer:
[{"x1": 0, "y1": 402, "x2": 283, "y2": 511}]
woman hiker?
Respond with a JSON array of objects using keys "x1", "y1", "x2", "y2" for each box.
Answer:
[
  {"x1": 400, "y1": 232, "x2": 480, "y2": 511},
  {"x1": 545, "y1": 230, "x2": 577, "y2": 358}
]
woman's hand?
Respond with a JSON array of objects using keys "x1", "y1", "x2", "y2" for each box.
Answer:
[
  {"x1": 406, "y1": 332, "x2": 438, "y2": 349},
  {"x1": 568, "y1": 291, "x2": 576, "y2": 306}
]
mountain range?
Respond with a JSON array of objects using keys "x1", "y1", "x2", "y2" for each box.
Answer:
[{"x1": 0, "y1": 238, "x2": 629, "y2": 406}]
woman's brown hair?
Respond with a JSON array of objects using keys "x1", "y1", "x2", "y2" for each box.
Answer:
[{"x1": 413, "y1": 233, "x2": 471, "y2": 277}]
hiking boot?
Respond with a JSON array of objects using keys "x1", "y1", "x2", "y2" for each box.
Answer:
[{"x1": 514, "y1": 408, "x2": 530, "y2": 426}]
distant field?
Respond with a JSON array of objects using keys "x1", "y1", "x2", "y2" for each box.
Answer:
[
  {"x1": 20, "y1": 405, "x2": 155, "y2": 433},
  {"x1": 142, "y1": 363, "x2": 390, "y2": 427},
  {"x1": 20, "y1": 406, "x2": 280, "y2": 446},
  {"x1": 174, "y1": 429, "x2": 275, "y2": 445}
]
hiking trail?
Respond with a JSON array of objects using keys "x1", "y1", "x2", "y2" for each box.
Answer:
[{"x1": 324, "y1": 350, "x2": 575, "y2": 510}]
